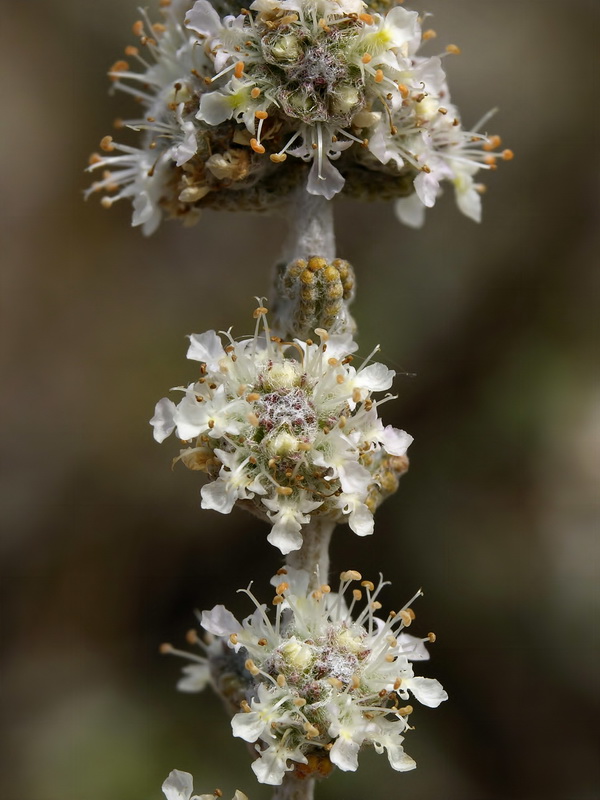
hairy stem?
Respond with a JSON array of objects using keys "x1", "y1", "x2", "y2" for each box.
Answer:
[
  {"x1": 283, "y1": 188, "x2": 336, "y2": 263},
  {"x1": 272, "y1": 774, "x2": 315, "y2": 800},
  {"x1": 285, "y1": 517, "x2": 335, "y2": 591}
]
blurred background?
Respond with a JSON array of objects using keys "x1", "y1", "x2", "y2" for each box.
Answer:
[{"x1": 1, "y1": 1, "x2": 599, "y2": 798}]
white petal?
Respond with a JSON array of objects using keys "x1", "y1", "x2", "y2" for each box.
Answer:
[
  {"x1": 395, "y1": 193, "x2": 426, "y2": 228},
  {"x1": 325, "y1": 333, "x2": 358, "y2": 361},
  {"x1": 174, "y1": 128, "x2": 197, "y2": 167},
  {"x1": 306, "y1": 156, "x2": 345, "y2": 200},
  {"x1": 398, "y1": 633, "x2": 430, "y2": 661},
  {"x1": 387, "y1": 744, "x2": 417, "y2": 772},
  {"x1": 251, "y1": 748, "x2": 289, "y2": 785},
  {"x1": 176, "y1": 664, "x2": 211, "y2": 693},
  {"x1": 405, "y1": 676, "x2": 448, "y2": 708},
  {"x1": 455, "y1": 178, "x2": 482, "y2": 223},
  {"x1": 347, "y1": 502, "x2": 374, "y2": 537},
  {"x1": 381, "y1": 426, "x2": 413, "y2": 456},
  {"x1": 162, "y1": 769, "x2": 193, "y2": 800},
  {"x1": 186, "y1": 330, "x2": 225, "y2": 369},
  {"x1": 231, "y1": 711, "x2": 265, "y2": 742},
  {"x1": 356, "y1": 362, "x2": 394, "y2": 391},
  {"x1": 329, "y1": 735, "x2": 360, "y2": 772},
  {"x1": 200, "y1": 479, "x2": 236, "y2": 514},
  {"x1": 185, "y1": 0, "x2": 222, "y2": 36},
  {"x1": 414, "y1": 170, "x2": 439, "y2": 208},
  {"x1": 132, "y1": 191, "x2": 160, "y2": 233},
  {"x1": 267, "y1": 517, "x2": 303, "y2": 555},
  {"x1": 385, "y1": 6, "x2": 420, "y2": 49},
  {"x1": 338, "y1": 461, "x2": 371, "y2": 495},
  {"x1": 201, "y1": 604, "x2": 241, "y2": 637},
  {"x1": 150, "y1": 398, "x2": 177, "y2": 443},
  {"x1": 197, "y1": 91, "x2": 235, "y2": 126}
]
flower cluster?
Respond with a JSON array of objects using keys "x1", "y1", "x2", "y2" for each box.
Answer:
[
  {"x1": 86, "y1": 0, "x2": 509, "y2": 233},
  {"x1": 165, "y1": 568, "x2": 447, "y2": 785},
  {"x1": 162, "y1": 769, "x2": 248, "y2": 800},
  {"x1": 151, "y1": 301, "x2": 412, "y2": 554}
]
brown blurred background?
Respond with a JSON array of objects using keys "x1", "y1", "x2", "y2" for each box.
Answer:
[{"x1": 1, "y1": 1, "x2": 599, "y2": 799}]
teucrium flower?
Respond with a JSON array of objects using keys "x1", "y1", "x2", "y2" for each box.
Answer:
[
  {"x1": 162, "y1": 769, "x2": 248, "y2": 800},
  {"x1": 86, "y1": 0, "x2": 510, "y2": 233},
  {"x1": 150, "y1": 301, "x2": 412, "y2": 553},
  {"x1": 167, "y1": 568, "x2": 447, "y2": 784}
]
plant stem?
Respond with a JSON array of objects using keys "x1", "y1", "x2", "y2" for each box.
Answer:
[
  {"x1": 283, "y1": 188, "x2": 336, "y2": 263},
  {"x1": 272, "y1": 774, "x2": 315, "y2": 800},
  {"x1": 285, "y1": 517, "x2": 336, "y2": 592}
]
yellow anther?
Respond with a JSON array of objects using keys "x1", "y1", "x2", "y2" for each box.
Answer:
[
  {"x1": 270, "y1": 153, "x2": 287, "y2": 163},
  {"x1": 374, "y1": 69, "x2": 384, "y2": 83},
  {"x1": 250, "y1": 138, "x2": 265, "y2": 154},
  {"x1": 229, "y1": 633, "x2": 239, "y2": 645},
  {"x1": 245, "y1": 659, "x2": 260, "y2": 675},
  {"x1": 502, "y1": 148, "x2": 514, "y2": 160},
  {"x1": 359, "y1": 12, "x2": 374, "y2": 24},
  {"x1": 185, "y1": 629, "x2": 199, "y2": 644},
  {"x1": 276, "y1": 486, "x2": 293, "y2": 495},
  {"x1": 422, "y1": 28, "x2": 437, "y2": 40},
  {"x1": 361, "y1": 580, "x2": 375, "y2": 591},
  {"x1": 352, "y1": 589, "x2": 362, "y2": 601},
  {"x1": 276, "y1": 582, "x2": 289, "y2": 595},
  {"x1": 100, "y1": 135, "x2": 115, "y2": 152},
  {"x1": 446, "y1": 44, "x2": 461, "y2": 55},
  {"x1": 255, "y1": 110, "x2": 268, "y2": 120},
  {"x1": 427, "y1": 632, "x2": 437, "y2": 643},
  {"x1": 483, "y1": 134, "x2": 502, "y2": 152},
  {"x1": 361, "y1": 53, "x2": 372, "y2": 64},
  {"x1": 340, "y1": 570, "x2": 362, "y2": 582},
  {"x1": 400, "y1": 609, "x2": 413, "y2": 626},
  {"x1": 234, "y1": 61, "x2": 245, "y2": 78},
  {"x1": 398, "y1": 705, "x2": 413, "y2": 716}
]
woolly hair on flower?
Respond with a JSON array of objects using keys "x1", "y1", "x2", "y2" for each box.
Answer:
[
  {"x1": 85, "y1": 0, "x2": 510, "y2": 233},
  {"x1": 150, "y1": 301, "x2": 412, "y2": 554},
  {"x1": 161, "y1": 567, "x2": 447, "y2": 786}
]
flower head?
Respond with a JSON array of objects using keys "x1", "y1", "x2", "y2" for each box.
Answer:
[
  {"x1": 162, "y1": 769, "x2": 248, "y2": 800},
  {"x1": 86, "y1": 0, "x2": 508, "y2": 232},
  {"x1": 151, "y1": 298, "x2": 411, "y2": 553},
  {"x1": 168, "y1": 568, "x2": 447, "y2": 784}
]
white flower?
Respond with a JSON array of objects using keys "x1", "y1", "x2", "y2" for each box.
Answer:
[
  {"x1": 88, "y1": 0, "x2": 508, "y2": 230},
  {"x1": 162, "y1": 770, "x2": 248, "y2": 800},
  {"x1": 151, "y1": 304, "x2": 413, "y2": 552},
  {"x1": 171, "y1": 568, "x2": 447, "y2": 784}
]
